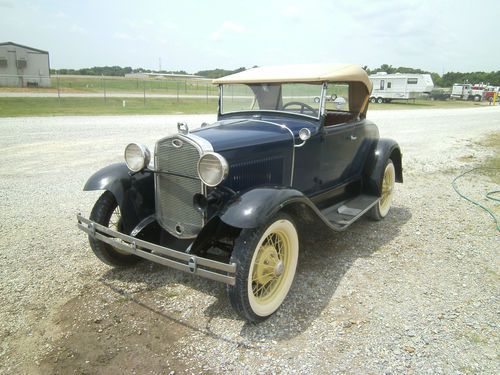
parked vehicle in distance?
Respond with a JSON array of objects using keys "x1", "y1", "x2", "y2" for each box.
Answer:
[
  {"x1": 451, "y1": 83, "x2": 484, "y2": 101},
  {"x1": 429, "y1": 88, "x2": 451, "y2": 101},
  {"x1": 482, "y1": 86, "x2": 500, "y2": 103},
  {"x1": 77, "y1": 64, "x2": 403, "y2": 322},
  {"x1": 369, "y1": 72, "x2": 434, "y2": 103}
]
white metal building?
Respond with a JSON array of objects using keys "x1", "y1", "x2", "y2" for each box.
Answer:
[
  {"x1": 369, "y1": 72, "x2": 434, "y2": 103},
  {"x1": 0, "y1": 42, "x2": 51, "y2": 87}
]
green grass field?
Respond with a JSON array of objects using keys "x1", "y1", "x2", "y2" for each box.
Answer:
[
  {"x1": 0, "y1": 96, "x2": 492, "y2": 117},
  {"x1": 0, "y1": 97, "x2": 218, "y2": 117}
]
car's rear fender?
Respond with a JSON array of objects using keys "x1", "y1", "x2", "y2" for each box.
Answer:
[
  {"x1": 363, "y1": 138, "x2": 403, "y2": 197},
  {"x1": 83, "y1": 163, "x2": 155, "y2": 233}
]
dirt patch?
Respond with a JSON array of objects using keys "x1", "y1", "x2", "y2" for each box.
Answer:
[{"x1": 38, "y1": 283, "x2": 205, "y2": 375}]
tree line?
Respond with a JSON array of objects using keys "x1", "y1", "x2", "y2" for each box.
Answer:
[
  {"x1": 50, "y1": 64, "x2": 500, "y2": 87},
  {"x1": 50, "y1": 66, "x2": 189, "y2": 77},
  {"x1": 49, "y1": 66, "x2": 244, "y2": 78}
]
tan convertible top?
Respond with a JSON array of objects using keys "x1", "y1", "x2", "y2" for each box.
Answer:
[
  {"x1": 212, "y1": 63, "x2": 372, "y2": 92},
  {"x1": 213, "y1": 64, "x2": 372, "y2": 117}
]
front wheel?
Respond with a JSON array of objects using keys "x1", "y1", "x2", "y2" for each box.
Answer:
[
  {"x1": 88, "y1": 191, "x2": 142, "y2": 267},
  {"x1": 227, "y1": 213, "x2": 299, "y2": 322},
  {"x1": 369, "y1": 159, "x2": 396, "y2": 221}
]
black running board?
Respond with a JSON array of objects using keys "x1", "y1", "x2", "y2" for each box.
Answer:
[{"x1": 320, "y1": 194, "x2": 379, "y2": 231}]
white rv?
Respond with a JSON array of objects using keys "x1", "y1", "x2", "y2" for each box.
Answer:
[{"x1": 369, "y1": 73, "x2": 434, "y2": 103}]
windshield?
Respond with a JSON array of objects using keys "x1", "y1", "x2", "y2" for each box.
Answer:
[{"x1": 220, "y1": 83, "x2": 323, "y2": 118}]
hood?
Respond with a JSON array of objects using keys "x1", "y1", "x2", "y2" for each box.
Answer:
[
  {"x1": 191, "y1": 119, "x2": 293, "y2": 152},
  {"x1": 191, "y1": 118, "x2": 294, "y2": 191}
]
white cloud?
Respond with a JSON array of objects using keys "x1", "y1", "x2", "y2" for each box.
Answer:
[
  {"x1": 211, "y1": 21, "x2": 245, "y2": 41},
  {"x1": 282, "y1": 4, "x2": 301, "y2": 17},
  {"x1": 69, "y1": 24, "x2": 86, "y2": 35},
  {"x1": 112, "y1": 32, "x2": 145, "y2": 42},
  {"x1": 129, "y1": 19, "x2": 155, "y2": 29},
  {"x1": 53, "y1": 11, "x2": 67, "y2": 18}
]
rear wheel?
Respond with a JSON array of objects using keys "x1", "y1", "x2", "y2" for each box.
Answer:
[
  {"x1": 88, "y1": 191, "x2": 141, "y2": 267},
  {"x1": 370, "y1": 97, "x2": 376, "y2": 104},
  {"x1": 369, "y1": 159, "x2": 396, "y2": 221},
  {"x1": 377, "y1": 97, "x2": 384, "y2": 104},
  {"x1": 227, "y1": 213, "x2": 299, "y2": 322}
]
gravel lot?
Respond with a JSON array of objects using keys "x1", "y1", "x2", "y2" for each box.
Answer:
[{"x1": 0, "y1": 107, "x2": 499, "y2": 374}]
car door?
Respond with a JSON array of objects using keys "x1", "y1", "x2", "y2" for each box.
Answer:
[
  {"x1": 316, "y1": 83, "x2": 362, "y2": 191},
  {"x1": 317, "y1": 121, "x2": 361, "y2": 191}
]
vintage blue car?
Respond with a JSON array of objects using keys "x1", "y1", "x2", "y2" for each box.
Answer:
[{"x1": 77, "y1": 64, "x2": 403, "y2": 322}]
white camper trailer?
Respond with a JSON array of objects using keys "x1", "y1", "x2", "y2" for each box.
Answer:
[{"x1": 369, "y1": 73, "x2": 434, "y2": 103}]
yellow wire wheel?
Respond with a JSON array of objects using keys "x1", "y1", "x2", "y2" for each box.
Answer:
[
  {"x1": 228, "y1": 213, "x2": 299, "y2": 321},
  {"x1": 248, "y1": 218, "x2": 298, "y2": 316},
  {"x1": 379, "y1": 160, "x2": 396, "y2": 217},
  {"x1": 378, "y1": 159, "x2": 396, "y2": 217},
  {"x1": 368, "y1": 159, "x2": 396, "y2": 221},
  {"x1": 108, "y1": 205, "x2": 130, "y2": 255},
  {"x1": 88, "y1": 191, "x2": 141, "y2": 267}
]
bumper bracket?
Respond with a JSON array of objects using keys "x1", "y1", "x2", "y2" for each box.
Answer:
[{"x1": 77, "y1": 213, "x2": 236, "y2": 285}]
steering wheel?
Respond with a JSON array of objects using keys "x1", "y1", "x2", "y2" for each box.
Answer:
[{"x1": 282, "y1": 101, "x2": 318, "y2": 116}]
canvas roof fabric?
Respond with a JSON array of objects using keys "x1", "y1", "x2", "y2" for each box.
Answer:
[{"x1": 213, "y1": 63, "x2": 372, "y2": 92}]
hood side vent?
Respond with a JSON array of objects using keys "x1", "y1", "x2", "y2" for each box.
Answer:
[{"x1": 228, "y1": 156, "x2": 284, "y2": 191}]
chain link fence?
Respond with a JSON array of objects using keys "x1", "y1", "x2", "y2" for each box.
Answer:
[{"x1": 0, "y1": 74, "x2": 219, "y2": 103}]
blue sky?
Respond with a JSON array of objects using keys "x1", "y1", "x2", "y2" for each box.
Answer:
[{"x1": 1, "y1": 0, "x2": 499, "y2": 73}]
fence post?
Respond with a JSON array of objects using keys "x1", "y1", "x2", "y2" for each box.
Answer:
[
  {"x1": 57, "y1": 73, "x2": 61, "y2": 103},
  {"x1": 206, "y1": 84, "x2": 209, "y2": 103},
  {"x1": 143, "y1": 80, "x2": 146, "y2": 106},
  {"x1": 102, "y1": 75, "x2": 106, "y2": 103},
  {"x1": 177, "y1": 81, "x2": 180, "y2": 102}
]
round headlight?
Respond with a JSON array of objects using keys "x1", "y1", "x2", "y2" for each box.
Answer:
[
  {"x1": 197, "y1": 152, "x2": 229, "y2": 187},
  {"x1": 124, "y1": 143, "x2": 151, "y2": 172}
]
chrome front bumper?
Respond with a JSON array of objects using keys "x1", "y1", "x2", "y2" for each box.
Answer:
[{"x1": 76, "y1": 213, "x2": 236, "y2": 285}]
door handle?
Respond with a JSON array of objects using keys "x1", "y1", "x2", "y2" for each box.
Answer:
[{"x1": 350, "y1": 135, "x2": 357, "y2": 141}]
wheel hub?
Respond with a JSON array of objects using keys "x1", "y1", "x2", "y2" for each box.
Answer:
[
  {"x1": 274, "y1": 260, "x2": 284, "y2": 276},
  {"x1": 253, "y1": 245, "x2": 279, "y2": 285}
]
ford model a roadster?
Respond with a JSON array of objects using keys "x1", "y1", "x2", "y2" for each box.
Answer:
[{"x1": 77, "y1": 64, "x2": 403, "y2": 322}]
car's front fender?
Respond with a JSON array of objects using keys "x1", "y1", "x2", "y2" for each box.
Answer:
[
  {"x1": 84, "y1": 163, "x2": 154, "y2": 233},
  {"x1": 219, "y1": 187, "x2": 309, "y2": 229}
]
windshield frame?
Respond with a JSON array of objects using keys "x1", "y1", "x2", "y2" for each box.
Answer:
[{"x1": 219, "y1": 83, "x2": 327, "y2": 120}]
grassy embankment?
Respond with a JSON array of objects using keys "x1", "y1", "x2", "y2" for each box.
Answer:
[
  {"x1": 0, "y1": 97, "x2": 218, "y2": 117},
  {"x1": 0, "y1": 97, "x2": 491, "y2": 117}
]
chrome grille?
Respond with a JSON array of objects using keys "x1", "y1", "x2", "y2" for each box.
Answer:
[{"x1": 155, "y1": 136, "x2": 203, "y2": 238}]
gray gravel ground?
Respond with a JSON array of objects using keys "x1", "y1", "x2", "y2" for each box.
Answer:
[{"x1": 0, "y1": 106, "x2": 499, "y2": 374}]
